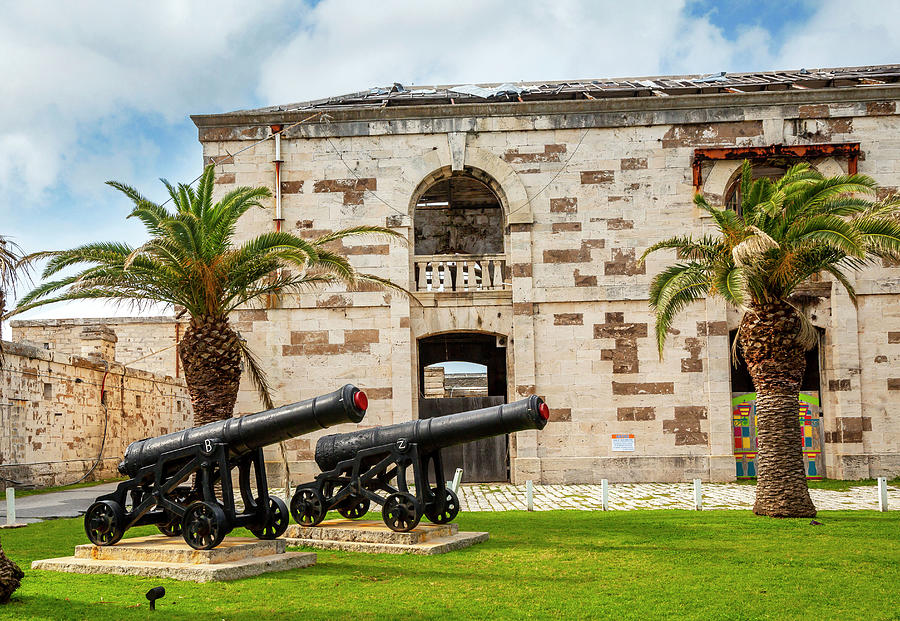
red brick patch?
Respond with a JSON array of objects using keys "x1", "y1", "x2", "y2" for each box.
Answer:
[
  {"x1": 663, "y1": 406, "x2": 708, "y2": 445},
  {"x1": 867, "y1": 101, "x2": 896, "y2": 115},
  {"x1": 503, "y1": 144, "x2": 566, "y2": 164},
  {"x1": 552, "y1": 222, "x2": 582, "y2": 233},
  {"x1": 573, "y1": 270, "x2": 596, "y2": 287},
  {"x1": 549, "y1": 408, "x2": 571, "y2": 422},
  {"x1": 215, "y1": 173, "x2": 235, "y2": 185},
  {"x1": 550, "y1": 197, "x2": 578, "y2": 213},
  {"x1": 617, "y1": 407, "x2": 655, "y2": 421},
  {"x1": 612, "y1": 382, "x2": 673, "y2": 395},
  {"x1": 607, "y1": 218, "x2": 633, "y2": 230},
  {"x1": 661, "y1": 121, "x2": 763, "y2": 148},
  {"x1": 281, "y1": 180, "x2": 304, "y2": 193},
  {"x1": 554, "y1": 313, "x2": 583, "y2": 326},
  {"x1": 580, "y1": 170, "x2": 615, "y2": 185},
  {"x1": 620, "y1": 157, "x2": 648, "y2": 170},
  {"x1": 511, "y1": 263, "x2": 533, "y2": 278},
  {"x1": 697, "y1": 321, "x2": 728, "y2": 336},
  {"x1": 604, "y1": 248, "x2": 645, "y2": 276}
]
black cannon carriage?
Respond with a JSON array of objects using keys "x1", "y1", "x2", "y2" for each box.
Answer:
[
  {"x1": 84, "y1": 385, "x2": 368, "y2": 550},
  {"x1": 290, "y1": 395, "x2": 550, "y2": 532}
]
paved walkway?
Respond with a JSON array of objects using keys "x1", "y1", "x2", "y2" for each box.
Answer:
[
  {"x1": 0, "y1": 482, "x2": 121, "y2": 524},
  {"x1": 457, "y1": 482, "x2": 899, "y2": 511},
  {"x1": 2, "y1": 481, "x2": 895, "y2": 525}
]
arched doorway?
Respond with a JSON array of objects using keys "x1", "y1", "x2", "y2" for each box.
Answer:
[
  {"x1": 729, "y1": 329, "x2": 826, "y2": 479},
  {"x1": 417, "y1": 332, "x2": 509, "y2": 482},
  {"x1": 412, "y1": 171, "x2": 508, "y2": 292}
]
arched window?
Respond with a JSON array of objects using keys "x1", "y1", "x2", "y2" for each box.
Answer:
[
  {"x1": 724, "y1": 162, "x2": 789, "y2": 216},
  {"x1": 414, "y1": 174, "x2": 503, "y2": 255}
]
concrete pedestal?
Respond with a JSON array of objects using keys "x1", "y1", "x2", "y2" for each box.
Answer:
[
  {"x1": 32, "y1": 535, "x2": 316, "y2": 582},
  {"x1": 284, "y1": 519, "x2": 488, "y2": 554}
]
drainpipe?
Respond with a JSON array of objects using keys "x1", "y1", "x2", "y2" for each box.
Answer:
[{"x1": 271, "y1": 124, "x2": 284, "y2": 232}]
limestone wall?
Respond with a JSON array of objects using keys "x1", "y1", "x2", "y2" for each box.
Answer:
[
  {"x1": 0, "y1": 340, "x2": 191, "y2": 487},
  {"x1": 12, "y1": 316, "x2": 181, "y2": 377}
]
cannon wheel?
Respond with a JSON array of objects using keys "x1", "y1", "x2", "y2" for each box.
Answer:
[
  {"x1": 337, "y1": 495, "x2": 370, "y2": 520},
  {"x1": 157, "y1": 519, "x2": 183, "y2": 537},
  {"x1": 182, "y1": 501, "x2": 228, "y2": 550},
  {"x1": 249, "y1": 496, "x2": 289, "y2": 540},
  {"x1": 291, "y1": 488, "x2": 326, "y2": 526},
  {"x1": 84, "y1": 500, "x2": 125, "y2": 546},
  {"x1": 425, "y1": 488, "x2": 460, "y2": 524},
  {"x1": 157, "y1": 486, "x2": 197, "y2": 536},
  {"x1": 382, "y1": 492, "x2": 421, "y2": 532}
]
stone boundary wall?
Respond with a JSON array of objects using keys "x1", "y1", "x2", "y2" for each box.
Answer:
[
  {"x1": 0, "y1": 339, "x2": 191, "y2": 487},
  {"x1": 11, "y1": 316, "x2": 182, "y2": 378}
]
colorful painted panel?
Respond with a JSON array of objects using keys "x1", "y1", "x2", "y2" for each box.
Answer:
[{"x1": 731, "y1": 392, "x2": 824, "y2": 479}]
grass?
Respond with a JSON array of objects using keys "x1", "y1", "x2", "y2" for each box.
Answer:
[
  {"x1": 729, "y1": 478, "x2": 900, "y2": 491},
  {"x1": 0, "y1": 510, "x2": 898, "y2": 620},
  {"x1": 0, "y1": 478, "x2": 124, "y2": 501}
]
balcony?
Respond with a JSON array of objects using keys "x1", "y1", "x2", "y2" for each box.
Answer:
[{"x1": 413, "y1": 254, "x2": 508, "y2": 292}]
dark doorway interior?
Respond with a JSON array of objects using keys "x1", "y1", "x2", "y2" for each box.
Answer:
[
  {"x1": 729, "y1": 329, "x2": 821, "y2": 393},
  {"x1": 417, "y1": 333, "x2": 508, "y2": 482}
]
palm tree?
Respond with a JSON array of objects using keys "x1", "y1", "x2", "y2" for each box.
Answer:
[
  {"x1": 0, "y1": 235, "x2": 26, "y2": 603},
  {"x1": 15, "y1": 165, "x2": 407, "y2": 425},
  {"x1": 642, "y1": 161, "x2": 900, "y2": 517}
]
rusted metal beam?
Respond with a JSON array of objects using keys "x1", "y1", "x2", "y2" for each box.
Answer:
[{"x1": 692, "y1": 143, "x2": 860, "y2": 191}]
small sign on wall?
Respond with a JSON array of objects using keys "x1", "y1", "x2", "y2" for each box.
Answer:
[{"x1": 611, "y1": 434, "x2": 635, "y2": 451}]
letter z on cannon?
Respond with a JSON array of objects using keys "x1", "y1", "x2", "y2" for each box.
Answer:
[
  {"x1": 84, "y1": 385, "x2": 368, "y2": 550},
  {"x1": 290, "y1": 395, "x2": 550, "y2": 532}
]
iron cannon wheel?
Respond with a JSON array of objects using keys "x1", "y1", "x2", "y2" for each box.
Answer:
[
  {"x1": 249, "y1": 496, "x2": 289, "y2": 540},
  {"x1": 382, "y1": 492, "x2": 421, "y2": 532},
  {"x1": 182, "y1": 501, "x2": 228, "y2": 550},
  {"x1": 84, "y1": 500, "x2": 125, "y2": 546},
  {"x1": 158, "y1": 487, "x2": 198, "y2": 536},
  {"x1": 157, "y1": 519, "x2": 183, "y2": 537},
  {"x1": 337, "y1": 495, "x2": 371, "y2": 520},
  {"x1": 425, "y1": 488, "x2": 460, "y2": 524},
  {"x1": 290, "y1": 488, "x2": 326, "y2": 526}
]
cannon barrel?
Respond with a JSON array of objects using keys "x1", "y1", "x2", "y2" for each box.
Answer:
[
  {"x1": 315, "y1": 395, "x2": 549, "y2": 471},
  {"x1": 119, "y1": 384, "x2": 367, "y2": 477}
]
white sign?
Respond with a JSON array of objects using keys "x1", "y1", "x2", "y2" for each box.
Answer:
[{"x1": 611, "y1": 434, "x2": 635, "y2": 451}]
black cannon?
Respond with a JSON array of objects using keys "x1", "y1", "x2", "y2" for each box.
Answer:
[
  {"x1": 84, "y1": 385, "x2": 368, "y2": 550},
  {"x1": 290, "y1": 395, "x2": 549, "y2": 532}
]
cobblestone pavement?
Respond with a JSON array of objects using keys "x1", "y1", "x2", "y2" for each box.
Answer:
[{"x1": 455, "y1": 482, "x2": 900, "y2": 511}]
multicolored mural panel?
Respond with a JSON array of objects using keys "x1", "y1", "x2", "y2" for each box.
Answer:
[{"x1": 731, "y1": 392, "x2": 824, "y2": 479}]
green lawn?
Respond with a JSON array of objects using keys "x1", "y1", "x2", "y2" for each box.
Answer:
[
  {"x1": 1, "y1": 510, "x2": 898, "y2": 620},
  {"x1": 728, "y1": 477, "x2": 900, "y2": 491}
]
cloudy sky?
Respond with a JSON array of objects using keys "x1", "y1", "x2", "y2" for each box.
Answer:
[{"x1": 2, "y1": 0, "x2": 899, "y2": 331}]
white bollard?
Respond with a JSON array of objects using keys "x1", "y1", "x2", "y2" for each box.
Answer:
[
  {"x1": 5, "y1": 487, "x2": 15, "y2": 525},
  {"x1": 601, "y1": 479, "x2": 609, "y2": 511},
  {"x1": 693, "y1": 479, "x2": 703, "y2": 511},
  {"x1": 526, "y1": 479, "x2": 534, "y2": 511},
  {"x1": 450, "y1": 468, "x2": 464, "y2": 494},
  {"x1": 877, "y1": 477, "x2": 888, "y2": 512}
]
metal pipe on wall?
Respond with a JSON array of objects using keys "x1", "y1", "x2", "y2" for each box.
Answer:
[{"x1": 271, "y1": 124, "x2": 284, "y2": 232}]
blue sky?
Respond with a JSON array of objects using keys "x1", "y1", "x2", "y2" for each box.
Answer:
[{"x1": 2, "y1": 0, "x2": 899, "y2": 332}]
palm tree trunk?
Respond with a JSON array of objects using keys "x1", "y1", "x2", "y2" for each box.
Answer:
[
  {"x1": 178, "y1": 315, "x2": 242, "y2": 426},
  {"x1": 0, "y1": 538, "x2": 23, "y2": 604},
  {"x1": 740, "y1": 301, "x2": 817, "y2": 518}
]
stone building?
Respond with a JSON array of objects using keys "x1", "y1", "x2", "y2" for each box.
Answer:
[
  {"x1": 22, "y1": 64, "x2": 900, "y2": 486},
  {"x1": 0, "y1": 327, "x2": 191, "y2": 486},
  {"x1": 187, "y1": 64, "x2": 900, "y2": 484}
]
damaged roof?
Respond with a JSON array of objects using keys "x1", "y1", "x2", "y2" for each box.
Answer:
[{"x1": 230, "y1": 64, "x2": 900, "y2": 115}]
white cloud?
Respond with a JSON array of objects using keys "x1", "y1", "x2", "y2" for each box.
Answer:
[{"x1": 0, "y1": 0, "x2": 294, "y2": 202}]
